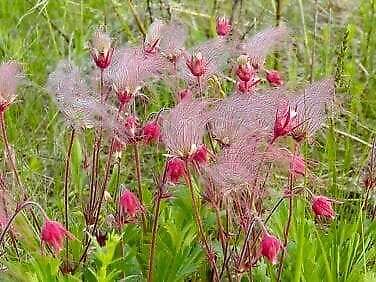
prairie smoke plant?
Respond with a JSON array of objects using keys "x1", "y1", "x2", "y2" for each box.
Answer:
[
  {"x1": 89, "y1": 28, "x2": 113, "y2": 70},
  {"x1": 47, "y1": 61, "x2": 114, "y2": 130},
  {"x1": 260, "y1": 232, "x2": 283, "y2": 265},
  {"x1": 166, "y1": 158, "x2": 186, "y2": 184},
  {"x1": 119, "y1": 188, "x2": 144, "y2": 219},
  {"x1": 311, "y1": 196, "x2": 335, "y2": 219},
  {"x1": 289, "y1": 79, "x2": 335, "y2": 142},
  {"x1": 216, "y1": 16, "x2": 232, "y2": 37},
  {"x1": 266, "y1": 70, "x2": 284, "y2": 87},
  {"x1": 144, "y1": 20, "x2": 187, "y2": 67},
  {"x1": 41, "y1": 219, "x2": 74, "y2": 254},
  {"x1": 237, "y1": 25, "x2": 288, "y2": 68},
  {"x1": 178, "y1": 38, "x2": 231, "y2": 92},
  {"x1": 161, "y1": 99, "x2": 209, "y2": 158}
]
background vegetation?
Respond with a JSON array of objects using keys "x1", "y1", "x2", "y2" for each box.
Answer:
[{"x1": 0, "y1": 0, "x2": 375, "y2": 281}]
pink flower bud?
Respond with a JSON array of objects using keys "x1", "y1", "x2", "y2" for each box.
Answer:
[
  {"x1": 236, "y1": 56, "x2": 256, "y2": 83},
  {"x1": 289, "y1": 154, "x2": 305, "y2": 176},
  {"x1": 312, "y1": 196, "x2": 335, "y2": 219},
  {"x1": 191, "y1": 145, "x2": 209, "y2": 164},
  {"x1": 186, "y1": 52, "x2": 207, "y2": 77},
  {"x1": 119, "y1": 189, "x2": 143, "y2": 218},
  {"x1": 260, "y1": 233, "x2": 283, "y2": 265},
  {"x1": 166, "y1": 158, "x2": 186, "y2": 184},
  {"x1": 41, "y1": 219, "x2": 74, "y2": 254},
  {"x1": 272, "y1": 107, "x2": 297, "y2": 142},
  {"x1": 142, "y1": 122, "x2": 161, "y2": 143},
  {"x1": 216, "y1": 17, "x2": 231, "y2": 37},
  {"x1": 266, "y1": 70, "x2": 283, "y2": 87}
]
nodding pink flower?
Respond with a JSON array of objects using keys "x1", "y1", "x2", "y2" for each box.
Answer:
[
  {"x1": 273, "y1": 106, "x2": 297, "y2": 142},
  {"x1": 266, "y1": 70, "x2": 283, "y2": 87},
  {"x1": 115, "y1": 88, "x2": 132, "y2": 107},
  {"x1": 166, "y1": 158, "x2": 186, "y2": 184},
  {"x1": 312, "y1": 196, "x2": 335, "y2": 219},
  {"x1": 216, "y1": 16, "x2": 231, "y2": 37},
  {"x1": 0, "y1": 61, "x2": 24, "y2": 113},
  {"x1": 289, "y1": 154, "x2": 305, "y2": 176},
  {"x1": 41, "y1": 219, "x2": 74, "y2": 254},
  {"x1": 119, "y1": 189, "x2": 143, "y2": 218},
  {"x1": 236, "y1": 55, "x2": 255, "y2": 82},
  {"x1": 177, "y1": 88, "x2": 193, "y2": 103},
  {"x1": 186, "y1": 52, "x2": 207, "y2": 77},
  {"x1": 90, "y1": 29, "x2": 113, "y2": 70},
  {"x1": 191, "y1": 145, "x2": 209, "y2": 164},
  {"x1": 260, "y1": 232, "x2": 283, "y2": 265},
  {"x1": 142, "y1": 121, "x2": 161, "y2": 143}
]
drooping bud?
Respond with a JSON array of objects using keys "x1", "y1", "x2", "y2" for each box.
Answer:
[
  {"x1": 311, "y1": 196, "x2": 335, "y2": 219},
  {"x1": 186, "y1": 52, "x2": 206, "y2": 77},
  {"x1": 191, "y1": 145, "x2": 209, "y2": 164},
  {"x1": 236, "y1": 55, "x2": 255, "y2": 82},
  {"x1": 260, "y1": 232, "x2": 283, "y2": 265},
  {"x1": 114, "y1": 87, "x2": 132, "y2": 107},
  {"x1": 119, "y1": 189, "x2": 143, "y2": 218},
  {"x1": 216, "y1": 16, "x2": 231, "y2": 37},
  {"x1": 166, "y1": 158, "x2": 186, "y2": 184},
  {"x1": 266, "y1": 70, "x2": 283, "y2": 87},
  {"x1": 41, "y1": 219, "x2": 74, "y2": 254},
  {"x1": 90, "y1": 29, "x2": 113, "y2": 70},
  {"x1": 142, "y1": 121, "x2": 161, "y2": 143}
]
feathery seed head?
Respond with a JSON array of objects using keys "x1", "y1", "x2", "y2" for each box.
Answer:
[
  {"x1": 90, "y1": 28, "x2": 113, "y2": 69},
  {"x1": 0, "y1": 61, "x2": 24, "y2": 112}
]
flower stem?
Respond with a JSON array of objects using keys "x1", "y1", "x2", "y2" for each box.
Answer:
[
  {"x1": 0, "y1": 112, "x2": 41, "y2": 233},
  {"x1": 276, "y1": 173, "x2": 294, "y2": 282},
  {"x1": 147, "y1": 162, "x2": 168, "y2": 282},
  {"x1": 78, "y1": 138, "x2": 115, "y2": 265},
  {"x1": 0, "y1": 112, "x2": 22, "y2": 189},
  {"x1": 184, "y1": 162, "x2": 220, "y2": 281},
  {"x1": 147, "y1": 193, "x2": 161, "y2": 282},
  {"x1": 63, "y1": 128, "x2": 75, "y2": 263},
  {"x1": 133, "y1": 143, "x2": 147, "y2": 231}
]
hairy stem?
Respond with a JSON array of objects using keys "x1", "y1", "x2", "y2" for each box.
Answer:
[
  {"x1": 0, "y1": 112, "x2": 22, "y2": 188},
  {"x1": 63, "y1": 128, "x2": 75, "y2": 262},
  {"x1": 0, "y1": 112, "x2": 41, "y2": 233},
  {"x1": 78, "y1": 138, "x2": 115, "y2": 265},
  {"x1": 184, "y1": 162, "x2": 220, "y2": 281},
  {"x1": 276, "y1": 174, "x2": 294, "y2": 281},
  {"x1": 147, "y1": 194, "x2": 161, "y2": 282},
  {"x1": 147, "y1": 162, "x2": 168, "y2": 282},
  {"x1": 133, "y1": 143, "x2": 147, "y2": 231}
]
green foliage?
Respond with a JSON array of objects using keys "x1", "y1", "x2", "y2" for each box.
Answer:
[{"x1": 0, "y1": 0, "x2": 375, "y2": 281}]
